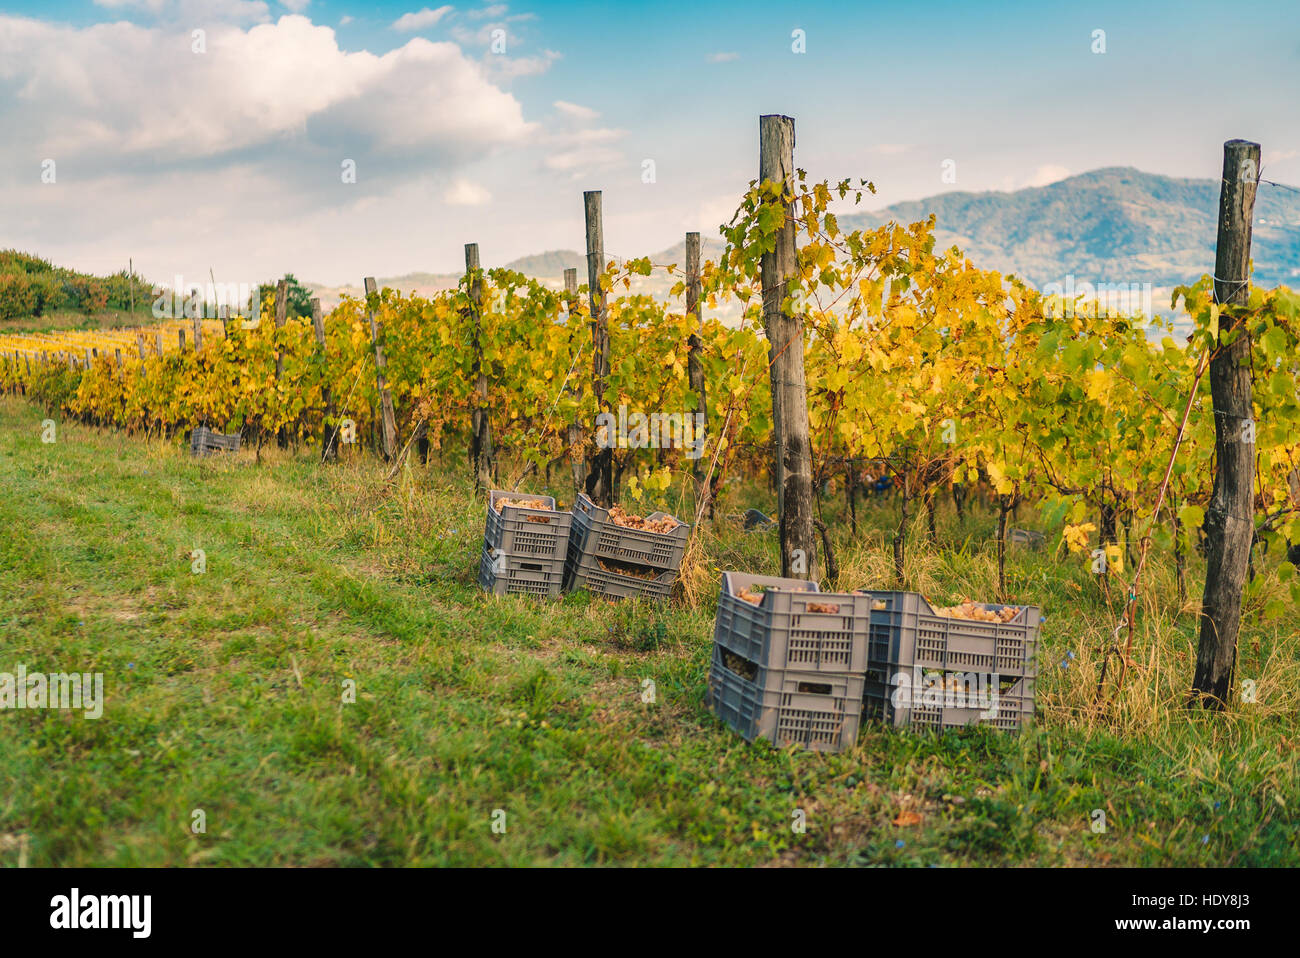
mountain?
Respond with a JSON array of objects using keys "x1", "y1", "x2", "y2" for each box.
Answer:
[{"x1": 837, "y1": 167, "x2": 1300, "y2": 291}]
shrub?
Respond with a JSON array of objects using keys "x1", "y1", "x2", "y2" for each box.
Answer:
[{"x1": 0, "y1": 271, "x2": 36, "y2": 319}]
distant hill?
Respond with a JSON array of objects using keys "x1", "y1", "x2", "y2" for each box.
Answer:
[{"x1": 504, "y1": 250, "x2": 586, "y2": 277}]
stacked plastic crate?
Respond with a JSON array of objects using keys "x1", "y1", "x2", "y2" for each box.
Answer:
[
  {"x1": 564, "y1": 493, "x2": 688, "y2": 602},
  {"x1": 707, "y1": 572, "x2": 870, "y2": 753},
  {"x1": 860, "y1": 591, "x2": 1040, "y2": 732},
  {"x1": 190, "y1": 425, "x2": 241, "y2": 456},
  {"x1": 479, "y1": 490, "x2": 572, "y2": 598}
]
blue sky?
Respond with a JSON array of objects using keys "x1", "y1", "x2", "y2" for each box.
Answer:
[{"x1": 1, "y1": 0, "x2": 1296, "y2": 286}]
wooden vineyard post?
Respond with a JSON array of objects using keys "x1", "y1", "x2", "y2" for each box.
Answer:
[
  {"x1": 363, "y1": 277, "x2": 398, "y2": 460},
  {"x1": 564, "y1": 267, "x2": 586, "y2": 497},
  {"x1": 685, "y1": 231, "x2": 711, "y2": 517},
  {"x1": 273, "y1": 279, "x2": 288, "y2": 376},
  {"x1": 274, "y1": 279, "x2": 289, "y2": 448},
  {"x1": 114, "y1": 349, "x2": 122, "y2": 370},
  {"x1": 178, "y1": 329, "x2": 186, "y2": 351},
  {"x1": 192, "y1": 316, "x2": 203, "y2": 353},
  {"x1": 155, "y1": 333, "x2": 164, "y2": 356},
  {"x1": 466, "y1": 243, "x2": 493, "y2": 491},
  {"x1": 136, "y1": 335, "x2": 146, "y2": 361},
  {"x1": 311, "y1": 297, "x2": 337, "y2": 463},
  {"x1": 759, "y1": 114, "x2": 817, "y2": 580},
  {"x1": 583, "y1": 190, "x2": 613, "y2": 506},
  {"x1": 1191, "y1": 139, "x2": 1261, "y2": 709}
]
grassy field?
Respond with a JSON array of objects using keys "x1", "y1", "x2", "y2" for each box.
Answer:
[
  {"x1": 0, "y1": 396, "x2": 1296, "y2": 867},
  {"x1": 0, "y1": 304, "x2": 157, "y2": 336}
]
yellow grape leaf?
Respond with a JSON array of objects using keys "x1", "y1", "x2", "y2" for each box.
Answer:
[{"x1": 1063, "y1": 522, "x2": 1097, "y2": 553}]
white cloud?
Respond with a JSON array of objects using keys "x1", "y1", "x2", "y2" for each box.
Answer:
[
  {"x1": 94, "y1": 0, "x2": 273, "y2": 19},
  {"x1": 483, "y1": 49, "x2": 560, "y2": 80},
  {"x1": 339, "y1": 15, "x2": 352, "y2": 24},
  {"x1": 0, "y1": 15, "x2": 532, "y2": 161},
  {"x1": 281, "y1": 0, "x2": 311, "y2": 12},
  {"x1": 468, "y1": 3, "x2": 508, "y2": 17},
  {"x1": 553, "y1": 100, "x2": 598, "y2": 121},
  {"x1": 1023, "y1": 164, "x2": 1070, "y2": 188},
  {"x1": 444, "y1": 178, "x2": 492, "y2": 205},
  {"x1": 392, "y1": 6, "x2": 453, "y2": 31},
  {"x1": 93, "y1": 0, "x2": 168, "y2": 10},
  {"x1": 543, "y1": 128, "x2": 625, "y2": 177},
  {"x1": 0, "y1": 8, "x2": 653, "y2": 286},
  {"x1": 706, "y1": 52, "x2": 738, "y2": 63}
]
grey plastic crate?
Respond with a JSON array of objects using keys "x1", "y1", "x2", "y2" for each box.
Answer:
[
  {"x1": 707, "y1": 643, "x2": 864, "y2": 752},
  {"x1": 191, "y1": 425, "x2": 240, "y2": 456},
  {"x1": 863, "y1": 670, "x2": 1034, "y2": 733},
  {"x1": 484, "y1": 489, "x2": 572, "y2": 559},
  {"x1": 863, "y1": 590, "x2": 1039, "y2": 679},
  {"x1": 570, "y1": 493, "x2": 689, "y2": 570},
  {"x1": 564, "y1": 536, "x2": 675, "y2": 601},
  {"x1": 713, "y1": 571, "x2": 870, "y2": 673},
  {"x1": 478, "y1": 545, "x2": 564, "y2": 598}
]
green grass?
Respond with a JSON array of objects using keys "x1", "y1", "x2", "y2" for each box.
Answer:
[{"x1": 0, "y1": 396, "x2": 1296, "y2": 866}]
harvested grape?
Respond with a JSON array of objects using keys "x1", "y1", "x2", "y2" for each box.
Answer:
[
  {"x1": 608, "y1": 505, "x2": 679, "y2": 533},
  {"x1": 494, "y1": 497, "x2": 554, "y2": 523},
  {"x1": 931, "y1": 599, "x2": 1021, "y2": 622},
  {"x1": 806, "y1": 601, "x2": 841, "y2": 614},
  {"x1": 721, "y1": 650, "x2": 757, "y2": 680}
]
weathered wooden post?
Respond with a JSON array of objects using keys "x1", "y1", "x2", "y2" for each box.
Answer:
[
  {"x1": 178, "y1": 328, "x2": 186, "y2": 351},
  {"x1": 192, "y1": 315, "x2": 203, "y2": 353},
  {"x1": 155, "y1": 333, "x2": 164, "y2": 356},
  {"x1": 583, "y1": 191, "x2": 613, "y2": 506},
  {"x1": 273, "y1": 279, "x2": 288, "y2": 377},
  {"x1": 1191, "y1": 139, "x2": 1261, "y2": 709},
  {"x1": 274, "y1": 279, "x2": 289, "y2": 448},
  {"x1": 466, "y1": 243, "x2": 493, "y2": 490},
  {"x1": 564, "y1": 267, "x2": 586, "y2": 496},
  {"x1": 759, "y1": 114, "x2": 816, "y2": 579},
  {"x1": 137, "y1": 335, "x2": 146, "y2": 361},
  {"x1": 363, "y1": 277, "x2": 398, "y2": 460},
  {"x1": 311, "y1": 297, "x2": 337, "y2": 463},
  {"x1": 685, "y1": 231, "x2": 711, "y2": 516}
]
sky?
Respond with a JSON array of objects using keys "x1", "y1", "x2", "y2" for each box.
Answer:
[{"x1": 1, "y1": 0, "x2": 1297, "y2": 287}]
